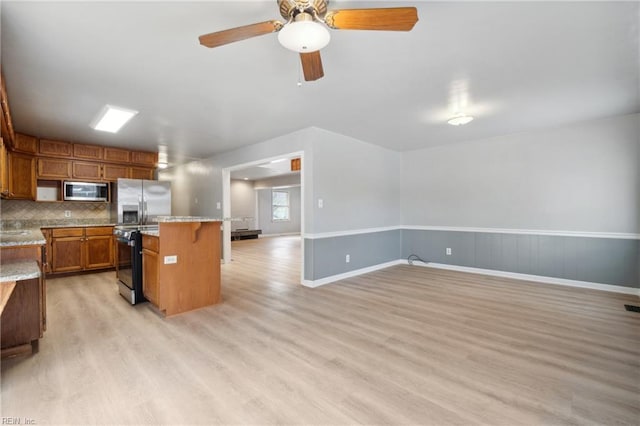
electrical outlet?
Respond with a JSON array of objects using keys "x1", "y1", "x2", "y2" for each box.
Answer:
[
  {"x1": 164, "y1": 255, "x2": 178, "y2": 264},
  {"x1": 64, "y1": 210, "x2": 71, "y2": 218},
  {"x1": 195, "y1": 197, "x2": 199, "y2": 204},
  {"x1": 446, "y1": 248, "x2": 452, "y2": 256},
  {"x1": 216, "y1": 201, "x2": 221, "y2": 209},
  {"x1": 318, "y1": 198, "x2": 324, "y2": 208},
  {"x1": 345, "y1": 254, "x2": 350, "y2": 263}
]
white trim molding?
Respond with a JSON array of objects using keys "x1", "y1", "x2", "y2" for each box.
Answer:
[
  {"x1": 303, "y1": 226, "x2": 402, "y2": 240},
  {"x1": 403, "y1": 225, "x2": 640, "y2": 240},
  {"x1": 302, "y1": 225, "x2": 640, "y2": 240},
  {"x1": 402, "y1": 260, "x2": 640, "y2": 296},
  {"x1": 302, "y1": 258, "x2": 639, "y2": 296},
  {"x1": 302, "y1": 260, "x2": 403, "y2": 288}
]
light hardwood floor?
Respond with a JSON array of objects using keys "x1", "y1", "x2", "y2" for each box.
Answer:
[{"x1": 1, "y1": 236, "x2": 639, "y2": 425}]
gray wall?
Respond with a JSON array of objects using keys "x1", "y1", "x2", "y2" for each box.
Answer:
[
  {"x1": 230, "y1": 179, "x2": 256, "y2": 231},
  {"x1": 401, "y1": 113, "x2": 640, "y2": 233},
  {"x1": 257, "y1": 186, "x2": 301, "y2": 235}
]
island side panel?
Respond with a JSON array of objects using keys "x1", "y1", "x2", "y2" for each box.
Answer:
[{"x1": 158, "y1": 221, "x2": 221, "y2": 316}]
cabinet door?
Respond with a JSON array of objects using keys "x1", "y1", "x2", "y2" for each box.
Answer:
[
  {"x1": 104, "y1": 147, "x2": 130, "y2": 163},
  {"x1": 42, "y1": 229, "x2": 53, "y2": 274},
  {"x1": 130, "y1": 167, "x2": 154, "y2": 180},
  {"x1": 51, "y1": 237, "x2": 84, "y2": 273},
  {"x1": 8, "y1": 152, "x2": 35, "y2": 199},
  {"x1": 37, "y1": 158, "x2": 72, "y2": 179},
  {"x1": 0, "y1": 138, "x2": 8, "y2": 196},
  {"x1": 103, "y1": 164, "x2": 129, "y2": 181},
  {"x1": 142, "y1": 248, "x2": 159, "y2": 307},
  {"x1": 39, "y1": 139, "x2": 72, "y2": 157},
  {"x1": 13, "y1": 133, "x2": 37, "y2": 154},
  {"x1": 84, "y1": 235, "x2": 113, "y2": 270},
  {"x1": 72, "y1": 161, "x2": 102, "y2": 180},
  {"x1": 131, "y1": 151, "x2": 157, "y2": 166},
  {"x1": 73, "y1": 143, "x2": 103, "y2": 160}
]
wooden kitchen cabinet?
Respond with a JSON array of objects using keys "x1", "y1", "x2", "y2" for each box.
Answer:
[
  {"x1": 72, "y1": 161, "x2": 102, "y2": 180},
  {"x1": 131, "y1": 150, "x2": 157, "y2": 166},
  {"x1": 6, "y1": 151, "x2": 35, "y2": 199},
  {"x1": 73, "y1": 143, "x2": 103, "y2": 160},
  {"x1": 0, "y1": 137, "x2": 9, "y2": 196},
  {"x1": 142, "y1": 235, "x2": 159, "y2": 306},
  {"x1": 37, "y1": 157, "x2": 72, "y2": 179},
  {"x1": 1, "y1": 242, "x2": 47, "y2": 358},
  {"x1": 51, "y1": 228, "x2": 84, "y2": 273},
  {"x1": 130, "y1": 167, "x2": 154, "y2": 180},
  {"x1": 49, "y1": 226, "x2": 114, "y2": 274},
  {"x1": 102, "y1": 164, "x2": 129, "y2": 181},
  {"x1": 84, "y1": 227, "x2": 114, "y2": 270},
  {"x1": 104, "y1": 147, "x2": 130, "y2": 163},
  {"x1": 13, "y1": 133, "x2": 37, "y2": 154},
  {"x1": 39, "y1": 139, "x2": 72, "y2": 157}
]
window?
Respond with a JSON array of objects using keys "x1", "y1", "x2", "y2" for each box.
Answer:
[{"x1": 272, "y1": 190, "x2": 290, "y2": 221}]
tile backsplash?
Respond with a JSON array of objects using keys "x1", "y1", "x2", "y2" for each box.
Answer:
[{"x1": 0, "y1": 200, "x2": 111, "y2": 228}]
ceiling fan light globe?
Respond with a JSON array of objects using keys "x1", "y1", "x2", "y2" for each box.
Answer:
[{"x1": 278, "y1": 21, "x2": 330, "y2": 53}]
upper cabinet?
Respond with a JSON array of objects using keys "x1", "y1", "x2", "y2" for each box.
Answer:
[
  {"x1": 104, "y1": 147, "x2": 130, "y2": 163},
  {"x1": 13, "y1": 133, "x2": 37, "y2": 154},
  {"x1": 73, "y1": 143, "x2": 103, "y2": 161},
  {"x1": 131, "y1": 150, "x2": 157, "y2": 166},
  {"x1": 39, "y1": 139, "x2": 72, "y2": 157},
  {"x1": 7, "y1": 151, "x2": 35, "y2": 199}
]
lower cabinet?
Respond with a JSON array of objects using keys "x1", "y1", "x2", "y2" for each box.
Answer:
[
  {"x1": 48, "y1": 226, "x2": 114, "y2": 274},
  {"x1": 142, "y1": 236, "x2": 159, "y2": 306}
]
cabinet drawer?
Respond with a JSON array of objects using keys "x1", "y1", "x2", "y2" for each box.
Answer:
[
  {"x1": 142, "y1": 235, "x2": 159, "y2": 252},
  {"x1": 51, "y1": 228, "x2": 84, "y2": 238},
  {"x1": 85, "y1": 226, "x2": 113, "y2": 236}
]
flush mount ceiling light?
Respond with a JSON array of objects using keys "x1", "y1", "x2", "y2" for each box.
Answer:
[
  {"x1": 447, "y1": 113, "x2": 474, "y2": 126},
  {"x1": 90, "y1": 105, "x2": 138, "y2": 133},
  {"x1": 277, "y1": 12, "x2": 330, "y2": 53}
]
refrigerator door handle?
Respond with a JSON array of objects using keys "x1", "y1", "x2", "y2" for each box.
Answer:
[
  {"x1": 138, "y1": 195, "x2": 143, "y2": 225},
  {"x1": 143, "y1": 200, "x2": 148, "y2": 224}
]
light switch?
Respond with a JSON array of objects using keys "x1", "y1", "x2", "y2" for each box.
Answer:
[
  {"x1": 216, "y1": 202, "x2": 221, "y2": 210},
  {"x1": 318, "y1": 198, "x2": 323, "y2": 208}
]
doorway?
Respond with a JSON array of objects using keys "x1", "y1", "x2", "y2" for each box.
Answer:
[{"x1": 222, "y1": 152, "x2": 305, "y2": 284}]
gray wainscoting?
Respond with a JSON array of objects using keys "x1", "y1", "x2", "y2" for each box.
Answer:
[
  {"x1": 304, "y1": 230, "x2": 401, "y2": 281},
  {"x1": 401, "y1": 229, "x2": 640, "y2": 288}
]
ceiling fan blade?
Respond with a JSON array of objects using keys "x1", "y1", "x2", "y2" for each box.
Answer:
[
  {"x1": 199, "y1": 20, "x2": 283, "y2": 48},
  {"x1": 300, "y1": 51, "x2": 324, "y2": 81},
  {"x1": 324, "y1": 7, "x2": 418, "y2": 31}
]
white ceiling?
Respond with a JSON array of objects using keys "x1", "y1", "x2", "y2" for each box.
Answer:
[{"x1": 1, "y1": 1, "x2": 638, "y2": 166}]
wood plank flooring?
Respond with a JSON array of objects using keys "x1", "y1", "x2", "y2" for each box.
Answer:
[{"x1": 1, "y1": 236, "x2": 639, "y2": 425}]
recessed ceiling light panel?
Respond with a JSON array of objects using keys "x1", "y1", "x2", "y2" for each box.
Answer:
[{"x1": 90, "y1": 104, "x2": 138, "y2": 133}]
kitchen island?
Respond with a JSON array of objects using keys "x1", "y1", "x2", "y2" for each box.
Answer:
[{"x1": 141, "y1": 217, "x2": 222, "y2": 316}]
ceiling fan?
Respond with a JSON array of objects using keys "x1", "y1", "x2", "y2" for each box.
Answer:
[{"x1": 198, "y1": 0, "x2": 419, "y2": 82}]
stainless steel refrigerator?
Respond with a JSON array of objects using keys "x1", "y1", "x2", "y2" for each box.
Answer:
[{"x1": 112, "y1": 178, "x2": 171, "y2": 225}]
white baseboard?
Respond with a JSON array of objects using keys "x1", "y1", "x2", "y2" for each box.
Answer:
[
  {"x1": 259, "y1": 232, "x2": 301, "y2": 238},
  {"x1": 401, "y1": 260, "x2": 640, "y2": 296},
  {"x1": 302, "y1": 259, "x2": 640, "y2": 296},
  {"x1": 302, "y1": 260, "x2": 403, "y2": 288}
]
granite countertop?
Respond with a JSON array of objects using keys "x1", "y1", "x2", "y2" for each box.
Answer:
[
  {"x1": 156, "y1": 216, "x2": 223, "y2": 223},
  {"x1": 39, "y1": 223, "x2": 117, "y2": 229},
  {"x1": 0, "y1": 229, "x2": 47, "y2": 247},
  {"x1": 140, "y1": 230, "x2": 160, "y2": 237},
  {"x1": 0, "y1": 260, "x2": 41, "y2": 282}
]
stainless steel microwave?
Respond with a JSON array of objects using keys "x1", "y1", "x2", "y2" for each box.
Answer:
[{"x1": 63, "y1": 181, "x2": 109, "y2": 202}]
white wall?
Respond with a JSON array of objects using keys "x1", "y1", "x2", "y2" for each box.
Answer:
[
  {"x1": 401, "y1": 113, "x2": 640, "y2": 234},
  {"x1": 311, "y1": 128, "x2": 402, "y2": 234}
]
